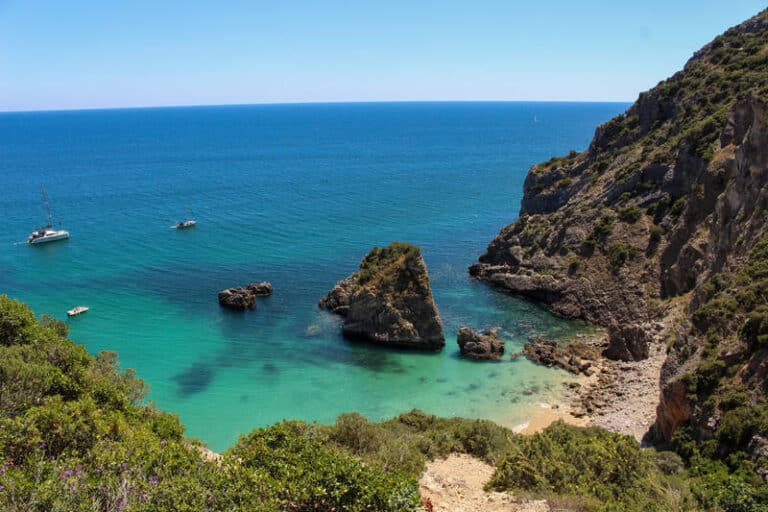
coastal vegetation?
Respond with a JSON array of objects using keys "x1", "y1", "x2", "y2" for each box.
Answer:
[
  {"x1": 2, "y1": 294, "x2": 768, "y2": 510},
  {"x1": 0, "y1": 295, "x2": 418, "y2": 511}
]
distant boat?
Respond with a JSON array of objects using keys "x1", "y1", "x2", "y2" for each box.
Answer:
[
  {"x1": 172, "y1": 205, "x2": 197, "y2": 229},
  {"x1": 28, "y1": 183, "x2": 70, "y2": 244},
  {"x1": 67, "y1": 306, "x2": 89, "y2": 317},
  {"x1": 174, "y1": 219, "x2": 197, "y2": 229}
]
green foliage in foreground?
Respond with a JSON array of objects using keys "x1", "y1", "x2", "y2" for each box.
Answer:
[
  {"x1": 322, "y1": 412, "x2": 696, "y2": 512},
  {"x1": 0, "y1": 295, "x2": 418, "y2": 512},
  {"x1": 0, "y1": 294, "x2": 766, "y2": 511}
]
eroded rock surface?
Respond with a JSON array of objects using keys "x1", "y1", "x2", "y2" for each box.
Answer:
[
  {"x1": 320, "y1": 242, "x2": 445, "y2": 350},
  {"x1": 456, "y1": 326, "x2": 505, "y2": 360},
  {"x1": 218, "y1": 282, "x2": 273, "y2": 310}
]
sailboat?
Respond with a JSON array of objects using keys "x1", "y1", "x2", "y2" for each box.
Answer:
[
  {"x1": 172, "y1": 205, "x2": 196, "y2": 229},
  {"x1": 28, "y1": 183, "x2": 70, "y2": 244}
]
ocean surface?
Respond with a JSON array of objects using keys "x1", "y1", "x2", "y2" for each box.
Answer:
[{"x1": 0, "y1": 102, "x2": 628, "y2": 451}]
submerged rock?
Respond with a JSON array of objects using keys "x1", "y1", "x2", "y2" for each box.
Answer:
[
  {"x1": 218, "y1": 281, "x2": 273, "y2": 310},
  {"x1": 319, "y1": 242, "x2": 445, "y2": 350},
  {"x1": 456, "y1": 326, "x2": 505, "y2": 360}
]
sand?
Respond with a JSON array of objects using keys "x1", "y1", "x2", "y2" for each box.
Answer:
[{"x1": 419, "y1": 453, "x2": 549, "y2": 512}]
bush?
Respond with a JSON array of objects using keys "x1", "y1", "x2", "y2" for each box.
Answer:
[
  {"x1": 608, "y1": 242, "x2": 633, "y2": 267},
  {"x1": 231, "y1": 421, "x2": 420, "y2": 511},
  {"x1": 649, "y1": 225, "x2": 664, "y2": 244},
  {"x1": 670, "y1": 196, "x2": 687, "y2": 216},
  {"x1": 585, "y1": 215, "x2": 615, "y2": 246},
  {"x1": 488, "y1": 422, "x2": 682, "y2": 510},
  {"x1": 618, "y1": 204, "x2": 642, "y2": 223}
]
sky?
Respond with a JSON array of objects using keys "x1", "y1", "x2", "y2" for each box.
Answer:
[{"x1": 0, "y1": 1, "x2": 765, "y2": 111}]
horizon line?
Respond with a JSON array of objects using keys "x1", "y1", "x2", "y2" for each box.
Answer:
[{"x1": 0, "y1": 98, "x2": 635, "y2": 115}]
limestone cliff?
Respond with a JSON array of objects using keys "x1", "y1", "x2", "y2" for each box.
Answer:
[
  {"x1": 320, "y1": 242, "x2": 445, "y2": 350},
  {"x1": 471, "y1": 10, "x2": 768, "y2": 468}
]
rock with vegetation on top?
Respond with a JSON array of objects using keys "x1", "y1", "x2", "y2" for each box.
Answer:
[
  {"x1": 218, "y1": 282, "x2": 273, "y2": 310},
  {"x1": 456, "y1": 326, "x2": 505, "y2": 360},
  {"x1": 319, "y1": 242, "x2": 445, "y2": 350}
]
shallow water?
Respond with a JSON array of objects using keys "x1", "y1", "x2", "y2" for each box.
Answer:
[{"x1": 0, "y1": 102, "x2": 627, "y2": 450}]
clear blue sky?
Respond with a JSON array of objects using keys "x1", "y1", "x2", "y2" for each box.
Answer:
[{"x1": 0, "y1": 1, "x2": 765, "y2": 111}]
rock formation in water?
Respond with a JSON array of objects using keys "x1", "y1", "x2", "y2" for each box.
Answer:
[
  {"x1": 218, "y1": 282, "x2": 273, "y2": 310},
  {"x1": 471, "y1": 9, "x2": 768, "y2": 470},
  {"x1": 522, "y1": 339, "x2": 596, "y2": 376},
  {"x1": 248, "y1": 282, "x2": 273, "y2": 296},
  {"x1": 456, "y1": 326, "x2": 505, "y2": 360},
  {"x1": 320, "y1": 242, "x2": 445, "y2": 350}
]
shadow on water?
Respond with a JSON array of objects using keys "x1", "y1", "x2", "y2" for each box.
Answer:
[
  {"x1": 139, "y1": 261, "x2": 417, "y2": 396},
  {"x1": 173, "y1": 361, "x2": 215, "y2": 398}
]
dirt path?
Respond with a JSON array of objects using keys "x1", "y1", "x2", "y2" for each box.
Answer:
[{"x1": 418, "y1": 454, "x2": 549, "y2": 512}]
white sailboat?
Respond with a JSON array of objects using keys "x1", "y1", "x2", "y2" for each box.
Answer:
[
  {"x1": 172, "y1": 205, "x2": 196, "y2": 229},
  {"x1": 28, "y1": 183, "x2": 70, "y2": 244}
]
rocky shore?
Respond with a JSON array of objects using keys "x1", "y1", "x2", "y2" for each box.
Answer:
[{"x1": 468, "y1": 10, "x2": 768, "y2": 460}]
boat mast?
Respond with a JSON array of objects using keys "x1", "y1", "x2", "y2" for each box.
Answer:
[{"x1": 40, "y1": 182, "x2": 53, "y2": 227}]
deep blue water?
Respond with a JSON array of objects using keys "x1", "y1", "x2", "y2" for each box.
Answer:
[{"x1": 0, "y1": 102, "x2": 628, "y2": 450}]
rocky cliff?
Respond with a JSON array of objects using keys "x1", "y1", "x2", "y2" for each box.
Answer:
[
  {"x1": 471, "y1": 10, "x2": 768, "y2": 470},
  {"x1": 320, "y1": 242, "x2": 445, "y2": 350}
]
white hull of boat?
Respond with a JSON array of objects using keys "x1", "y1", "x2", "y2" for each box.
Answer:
[
  {"x1": 67, "y1": 306, "x2": 89, "y2": 317},
  {"x1": 173, "y1": 220, "x2": 197, "y2": 229},
  {"x1": 28, "y1": 230, "x2": 70, "y2": 244}
]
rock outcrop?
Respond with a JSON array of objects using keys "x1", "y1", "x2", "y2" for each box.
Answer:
[
  {"x1": 603, "y1": 324, "x2": 650, "y2": 362},
  {"x1": 319, "y1": 242, "x2": 445, "y2": 350},
  {"x1": 471, "y1": 9, "x2": 768, "y2": 462},
  {"x1": 523, "y1": 340, "x2": 596, "y2": 376},
  {"x1": 248, "y1": 282, "x2": 273, "y2": 296},
  {"x1": 218, "y1": 282, "x2": 273, "y2": 310},
  {"x1": 456, "y1": 326, "x2": 505, "y2": 360}
]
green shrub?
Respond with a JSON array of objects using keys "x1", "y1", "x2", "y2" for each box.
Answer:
[
  {"x1": 670, "y1": 196, "x2": 687, "y2": 216},
  {"x1": 608, "y1": 242, "x2": 633, "y2": 267},
  {"x1": 357, "y1": 242, "x2": 421, "y2": 285},
  {"x1": 649, "y1": 225, "x2": 664, "y2": 244},
  {"x1": 618, "y1": 204, "x2": 642, "y2": 223},
  {"x1": 231, "y1": 421, "x2": 419, "y2": 511},
  {"x1": 741, "y1": 305, "x2": 768, "y2": 347},
  {"x1": 488, "y1": 422, "x2": 682, "y2": 510}
]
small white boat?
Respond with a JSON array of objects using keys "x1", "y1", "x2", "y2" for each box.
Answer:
[
  {"x1": 172, "y1": 204, "x2": 196, "y2": 229},
  {"x1": 28, "y1": 183, "x2": 70, "y2": 244},
  {"x1": 173, "y1": 219, "x2": 197, "y2": 229},
  {"x1": 67, "y1": 306, "x2": 89, "y2": 317}
]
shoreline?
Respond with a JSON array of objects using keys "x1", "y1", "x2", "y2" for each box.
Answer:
[{"x1": 512, "y1": 302, "x2": 683, "y2": 441}]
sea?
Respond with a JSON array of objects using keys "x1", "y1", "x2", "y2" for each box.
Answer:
[{"x1": 0, "y1": 102, "x2": 629, "y2": 451}]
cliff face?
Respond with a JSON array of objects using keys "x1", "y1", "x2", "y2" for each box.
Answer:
[
  {"x1": 471, "y1": 10, "x2": 768, "y2": 465},
  {"x1": 320, "y1": 242, "x2": 445, "y2": 350}
]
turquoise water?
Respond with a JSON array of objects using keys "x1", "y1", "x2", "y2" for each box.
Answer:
[{"x1": 0, "y1": 102, "x2": 627, "y2": 450}]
